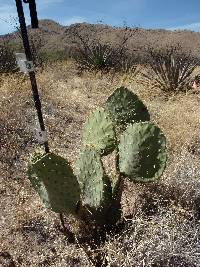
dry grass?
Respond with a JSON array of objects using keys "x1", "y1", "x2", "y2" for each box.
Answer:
[{"x1": 1, "y1": 61, "x2": 200, "y2": 266}]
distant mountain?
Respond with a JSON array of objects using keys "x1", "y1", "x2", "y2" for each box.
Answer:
[{"x1": 1, "y1": 19, "x2": 200, "y2": 58}]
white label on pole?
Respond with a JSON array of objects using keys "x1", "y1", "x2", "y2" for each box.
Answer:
[
  {"x1": 34, "y1": 128, "x2": 48, "y2": 144},
  {"x1": 24, "y1": 61, "x2": 34, "y2": 72},
  {"x1": 15, "y1": 53, "x2": 34, "y2": 73}
]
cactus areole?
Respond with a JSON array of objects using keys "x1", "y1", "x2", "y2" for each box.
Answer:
[{"x1": 27, "y1": 87, "x2": 167, "y2": 227}]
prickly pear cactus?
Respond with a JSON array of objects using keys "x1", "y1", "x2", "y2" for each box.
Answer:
[
  {"x1": 118, "y1": 122, "x2": 166, "y2": 182},
  {"x1": 26, "y1": 85, "x2": 167, "y2": 228},
  {"x1": 28, "y1": 153, "x2": 80, "y2": 214},
  {"x1": 74, "y1": 147, "x2": 112, "y2": 223},
  {"x1": 82, "y1": 107, "x2": 116, "y2": 155},
  {"x1": 105, "y1": 87, "x2": 150, "y2": 131}
]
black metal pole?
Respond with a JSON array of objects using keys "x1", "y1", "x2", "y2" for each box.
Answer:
[
  {"x1": 15, "y1": 0, "x2": 49, "y2": 153},
  {"x1": 28, "y1": 0, "x2": 38, "y2": 28}
]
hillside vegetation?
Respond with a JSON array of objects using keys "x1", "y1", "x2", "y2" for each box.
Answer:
[{"x1": 2, "y1": 19, "x2": 200, "y2": 60}]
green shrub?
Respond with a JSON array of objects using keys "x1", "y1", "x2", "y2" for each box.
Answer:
[{"x1": 27, "y1": 87, "x2": 167, "y2": 228}]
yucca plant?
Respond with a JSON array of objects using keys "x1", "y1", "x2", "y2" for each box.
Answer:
[
  {"x1": 27, "y1": 87, "x2": 167, "y2": 229},
  {"x1": 143, "y1": 45, "x2": 199, "y2": 92},
  {"x1": 75, "y1": 42, "x2": 114, "y2": 71}
]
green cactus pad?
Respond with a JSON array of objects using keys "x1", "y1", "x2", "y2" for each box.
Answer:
[
  {"x1": 27, "y1": 153, "x2": 80, "y2": 214},
  {"x1": 118, "y1": 122, "x2": 166, "y2": 182},
  {"x1": 82, "y1": 107, "x2": 116, "y2": 155},
  {"x1": 74, "y1": 147, "x2": 112, "y2": 215},
  {"x1": 105, "y1": 87, "x2": 150, "y2": 130}
]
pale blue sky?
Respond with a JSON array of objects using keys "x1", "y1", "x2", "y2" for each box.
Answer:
[{"x1": 1, "y1": 0, "x2": 200, "y2": 35}]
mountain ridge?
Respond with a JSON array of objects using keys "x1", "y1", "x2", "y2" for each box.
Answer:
[{"x1": 1, "y1": 19, "x2": 200, "y2": 58}]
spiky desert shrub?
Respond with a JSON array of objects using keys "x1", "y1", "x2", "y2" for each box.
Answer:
[
  {"x1": 143, "y1": 45, "x2": 199, "y2": 92},
  {"x1": 27, "y1": 87, "x2": 167, "y2": 228},
  {"x1": 0, "y1": 41, "x2": 17, "y2": 74},
  {"x1": 75, "y1": 41, "x2": 114, "y2": 71},
  {"x1": 75, "y1": 41, "x2": 140, "y2": 76},
  {"x1": 71, "y1": 27, "x2": 140, "y2": 74}
]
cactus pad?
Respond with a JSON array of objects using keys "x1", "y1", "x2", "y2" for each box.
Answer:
[
  {"x1": 118, "y1": 122, "x2": 166, "y2": 182},
  {"x1": 74, "y1": 147, "x2": 112, "y2": 216},
  {"x1": 82, "y1": 107, "x2": 116, "y2": 155},
  {"x1": 105, "y1": 87, "x2": 150, "y2": 130},
  {"x1": 27, "y1": 153, "x2": 80, "y2": 214}
]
